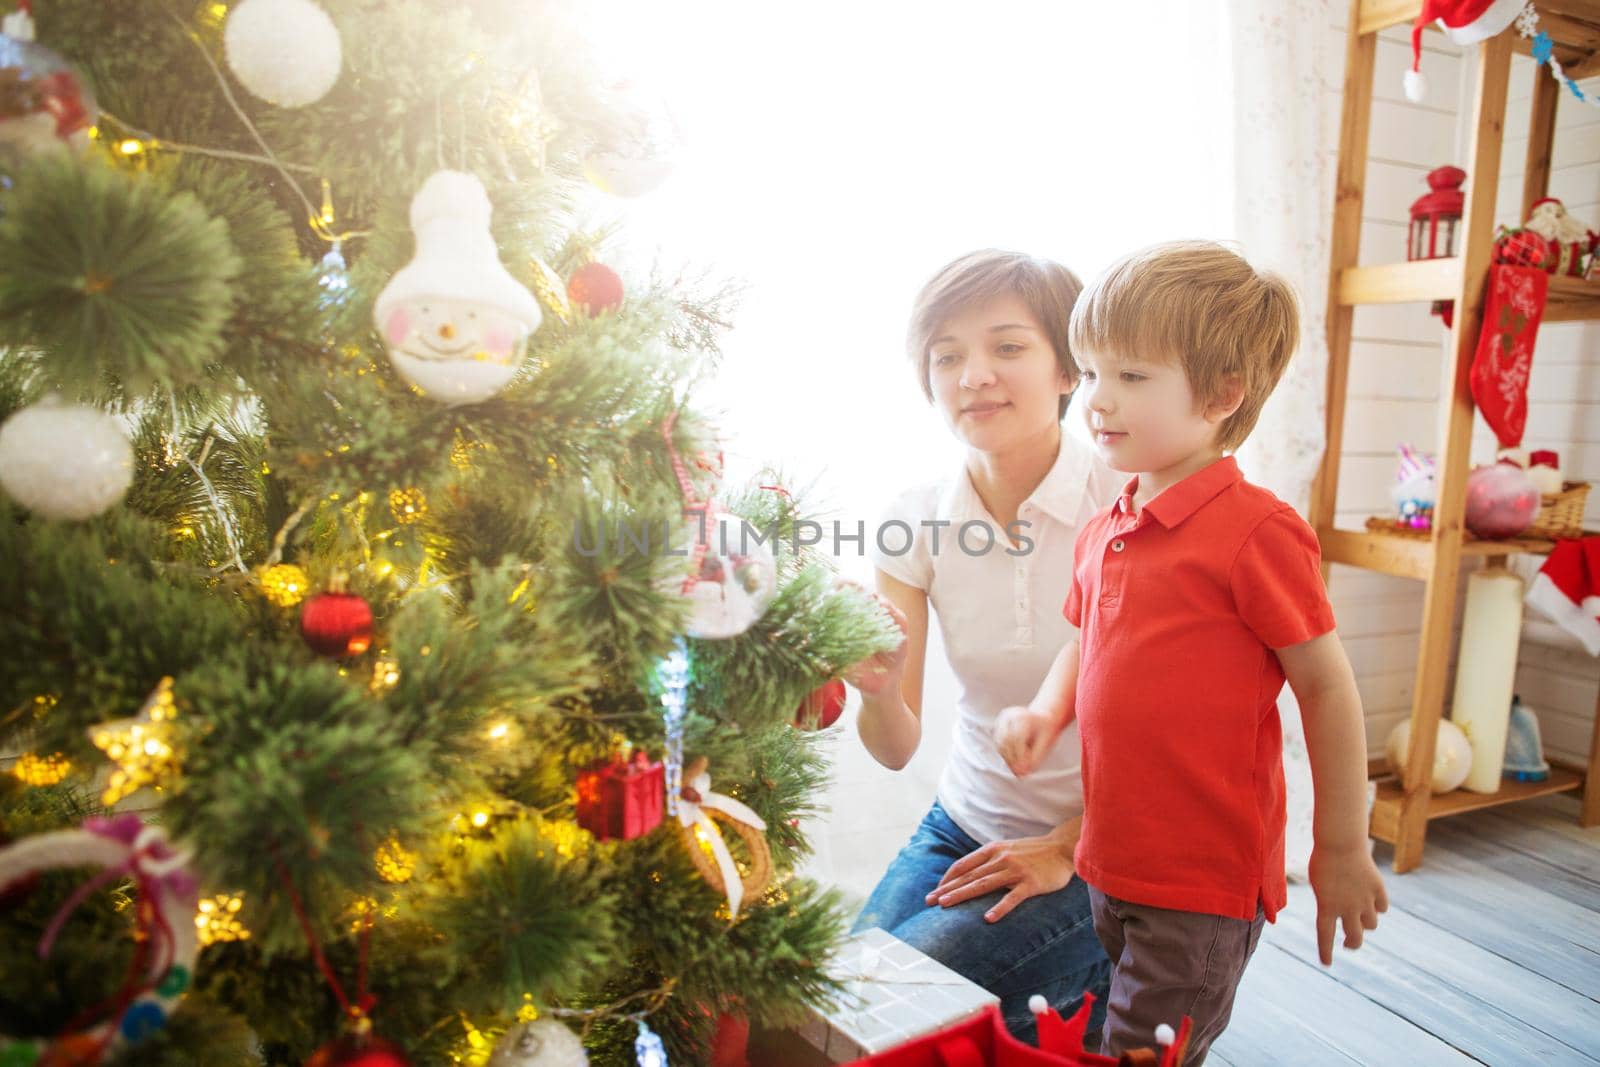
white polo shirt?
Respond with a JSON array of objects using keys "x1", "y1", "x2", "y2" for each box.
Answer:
[{"x1": 869, "y1": 435, "x2": 1123, "y2": 844}]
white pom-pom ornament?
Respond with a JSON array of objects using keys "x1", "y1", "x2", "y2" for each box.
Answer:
[
  {"x1": 487, "y1": 1018, "x2": 589, "y2": 1067},
  {"x1": 1403, "y1": 68, "x2": 1427, "y2": 103},
  {"x1": 1385, "y1": 717, "x2": 1473, "y2": 793},
  {"x1": 373, "y1": 170, "x2": 542, "y2": 405},
  {"x1": 224, "y1": 0, "x2": 342, "y2": 108},
  {"x1": 0, "y1": 395, "x2": 133, "y2": 519},
  {"x1": 1027, "y1": 994, "x2": 1049, "y2": 1015},
  {"x1": 1155, "y1": 1023, "x2": 1176, "y2": 1046}
]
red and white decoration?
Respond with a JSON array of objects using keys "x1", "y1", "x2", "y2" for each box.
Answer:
[
  {"x1": 1469, "y1": 263, "x2": 1547, "y2": 448},
  {"x1": 1527, "y1": 536, "x2": 1600, "y2": 656},
  {"x1": 1405, "y1": 0, "x2": 1525, "y2": 102},
  {"x1": 1523, "y1": 197, "x2": 1598, "y2": 277}
]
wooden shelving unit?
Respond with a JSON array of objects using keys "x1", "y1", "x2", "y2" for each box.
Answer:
[{"x1": 1314, "y1": 0, "x2": 1600, "y2": 872}]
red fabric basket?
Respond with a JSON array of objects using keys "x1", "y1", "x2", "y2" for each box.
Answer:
[{"x1": 843, "y1": 994, "x2": 1191, "y2": 1067}]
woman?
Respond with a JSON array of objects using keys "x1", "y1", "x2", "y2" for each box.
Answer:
[{"x1": 843, "y1": 249, "x2": 1122, "y2": 1044}]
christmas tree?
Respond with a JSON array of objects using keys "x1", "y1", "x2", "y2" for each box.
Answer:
[{"x1": 0, "y1": 1, "x2": 896, "y2": 1063}]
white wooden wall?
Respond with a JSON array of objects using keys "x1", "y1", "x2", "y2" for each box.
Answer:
[{"x1": 1324, "y1": 12, "x2": 1600, "y2": 767}]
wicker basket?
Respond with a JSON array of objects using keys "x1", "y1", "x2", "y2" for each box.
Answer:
[{"x1": 1527, "y1": 481, "x2": 1590, "y2": 541}]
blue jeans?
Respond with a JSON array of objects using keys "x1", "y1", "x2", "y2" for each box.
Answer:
[{"x1": 851, "y1": 801, "x2": 1112, "y2": 1047}]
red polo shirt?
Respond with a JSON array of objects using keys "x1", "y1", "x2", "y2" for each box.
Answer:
[{"x1": 1063, "y1": 456, "x2": 1335, "y2": 922}]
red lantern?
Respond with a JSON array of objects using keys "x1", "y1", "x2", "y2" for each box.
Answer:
[
  {"x1": 300, "y1": 583, "x2": 374, "y2": 658},
  {"x1": 575, "y1": 750, "x2": 664, "y2": 841},
  {"x1": 1409, "y1": 165, "x2": 1465, "y2": 261},
  {"x1": 794, "y1": 679, "x2": 847, "y2": 730}
]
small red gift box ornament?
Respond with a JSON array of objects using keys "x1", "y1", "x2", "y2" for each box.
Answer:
[{"x1": 576, "y1": 750, "x2": 665, "y2": 841}]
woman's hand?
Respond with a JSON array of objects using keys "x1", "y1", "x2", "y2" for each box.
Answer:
[
  {"x1": 994, "y1": 705, "x2": 1057, "y2": 777},
  {"x1": 925, "y1": 831, "x2": 1077, "y2": 923},
  {"x1": 841, "y1": 584, "x2": 910, "y2": 696}
]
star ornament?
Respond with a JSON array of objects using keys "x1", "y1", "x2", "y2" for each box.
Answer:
[{"x1": 89, "y1": 676, "x2": 180, "y2": 805}]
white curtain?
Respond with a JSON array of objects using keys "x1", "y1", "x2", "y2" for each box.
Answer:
[{"x1": 1227, "y1": 0, "x2": 1339, "y2": 883}]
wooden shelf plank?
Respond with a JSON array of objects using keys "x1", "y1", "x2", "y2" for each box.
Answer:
[
  {"x1": 1357, "y1": 0, "x2": 1421, "y2": 35},
  {"x1": 1338, "y1": 259, "x2": 1462, "y2": 306},
  {"x1": 1320, "y1": 526, "x2": 1434, "y2": 580},
  {"x1": 1321, "y1": 526, "x2": 1598, "y2": 580},
  {"x1": 1543, "y1": 274, "x2": 1600, "y2": 322},
  {"x1": 1370, "y1": 768, "x2": 1585, "y2": 843}
]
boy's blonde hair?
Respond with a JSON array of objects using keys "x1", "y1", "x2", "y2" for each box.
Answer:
[
  {"x1": 1068, "y1": 240, "x2": 1299, "y2": 451},
  {"x1": 907, "y1": 250, "x2": 1084, "y2": 420}
]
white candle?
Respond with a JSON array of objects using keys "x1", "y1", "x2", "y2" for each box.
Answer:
[{"x1": 1449, "y1": 567, "x2": 1525, "y2": 793}]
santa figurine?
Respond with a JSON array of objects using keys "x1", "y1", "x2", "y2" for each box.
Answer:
[{"x1": 1524, "y1": 197, "x2": 1599, "y2": 277}]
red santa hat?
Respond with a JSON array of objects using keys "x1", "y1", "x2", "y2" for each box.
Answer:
[
  {"x1": 1525, "y1": 537, "x2": 1600, "y2": 656},
  {"x1": 1406, "y1": 0, "x2": 1526, "y2": 102}
]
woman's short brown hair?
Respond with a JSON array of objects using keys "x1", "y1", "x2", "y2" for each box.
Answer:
[
  {"x1": 1068, "y1": 240, "x2": 1299, "y2": 452},
  {"x1": 907, "y1": 250, "x2": 1085, "y2": 420}
]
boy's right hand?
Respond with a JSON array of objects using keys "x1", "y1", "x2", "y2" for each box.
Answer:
[{"x1": 995, "y1": 706, "x2": 1056, "y2": 777}]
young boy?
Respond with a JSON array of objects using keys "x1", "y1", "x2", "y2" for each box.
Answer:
[{"x1": 995, "y1": 241, "x2": 1387, "y2": 1063}]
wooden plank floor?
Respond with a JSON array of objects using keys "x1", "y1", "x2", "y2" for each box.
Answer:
[
  {"x1": 1210, "y1": 793, "x2": 1600, "y2": 1067},
  {"x1": 757, "y1": 793, "x2": 1599, "y2": 1066}
]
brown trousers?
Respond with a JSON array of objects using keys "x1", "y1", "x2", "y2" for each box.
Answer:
[{"x1": 1087, "y1": 885, "x2": 1266, "y2": 1066}]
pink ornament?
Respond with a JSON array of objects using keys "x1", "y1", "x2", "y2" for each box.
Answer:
[{"x1": 1464, "y1": 462, "x2": 1541, "y2": 540}]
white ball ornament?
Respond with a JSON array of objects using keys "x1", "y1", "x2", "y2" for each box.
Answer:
[
  {"x1": 0, "y1": 395, "x2": 133, "y2": 520},
  {"x1": 1385, "y1": 717, "x2": 1473, "y2": 793},
  {"x1": 223, "y1": 0, "x2": 342, "y2": 108},
  {"x1": 487, "y1": 1018, "x2": 589, "y2": 1067},
  {"x1": 373, "y1": 170, "x2": 542, "y2": 405}
]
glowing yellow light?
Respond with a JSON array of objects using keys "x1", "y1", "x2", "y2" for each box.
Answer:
[
  {"x1": 90, "y1": 677, "x2": 179, "y2": 805},
  {"x1": 118, "y1": 139, "x2": 143, "y2": 156},
  {"x1": 13, "y1": 752, "x2": 71, "y2": 787},
  {"x1": 195, "y1": 892, "x2": 250, "y2": 946},
  {"x1": 375, "y1": 837, "x2": 416, "y2": 884},
  {"x1": 258, "y1": 563, "x2": 309, "y2": 608},
  {"x1": 376, "y1": 562, "x2": 395, "y2": 578},
  {"x1": 370, "y1": 655, "x2": 400, "y2": 692},
  {"x1": 507, "y1": 577, "x2": 530, "y2": 605},
  {"x1": 210, "y1": 3, "x2": 228, "y2": 17},
  {"x1": 517, "y1": 994, "x2": 539, "y2": 1023},
  {"x1": 389, "y1": 486, "x2": 427, "y2": 525},
  {"x1": 470, "y1": 810, "x2": 490, "y2": 829},
  {"x1": 486, "y1": 720, "x2": 510, "y2": 741},
  {"x1": 538, "y1": 819, "x2": 585, "y2": 859}
]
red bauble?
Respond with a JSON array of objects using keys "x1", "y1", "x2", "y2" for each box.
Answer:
[
  {"x1": 300, "y1": 591, "x2": 374, "y2": 658},
  {"x1": 566, "y1": 262, "x2": 624, "y2": 316},
  {"x1": 794, "y1": 679, "x2": 847, "y2": 730},
  {"x1": 304, "y1": 1035, "x2": 410, "y2": 1067}
]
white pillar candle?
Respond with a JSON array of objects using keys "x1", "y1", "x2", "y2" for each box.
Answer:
[{"x1": 1449, "y1": 567, "x2": 1525, "y2": 793}]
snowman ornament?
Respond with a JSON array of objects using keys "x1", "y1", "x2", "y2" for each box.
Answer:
[{"x1": 373, "y1": 170, "x2": 542, "y2": 405}]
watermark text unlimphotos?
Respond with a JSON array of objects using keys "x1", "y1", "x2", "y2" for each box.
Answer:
[{"x1": 572, "y1": 509, "x2": 1036, "y2": 558}]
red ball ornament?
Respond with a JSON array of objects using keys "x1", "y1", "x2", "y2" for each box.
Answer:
[
  {"x1": 304, "y1": 1035, "x2": 410, "y2": 1067},
  {"x1": 794, "y1": 679, "x2": 847, "y2": 730},
  {"x1": 300, "y1": 584, "x2": 374, "y2": 658},
  {"x1": 1463, "y1": 462, "x2": 1541, "y2": 540},
  {"x1": 566, "y1": 262, "x2": 624, "y2": 316}
]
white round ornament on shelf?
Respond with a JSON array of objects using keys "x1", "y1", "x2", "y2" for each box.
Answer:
[
  {"x1": 223, "y1": 0, "x2": 342, "y2": 108},
  {"x1": 1384, "y1": 717, "x2": 1473, "y2": 794},
  {"x1": 373, "y1": 170, "x2": 542, "y2": 405},
  {"x1": 0, "y1": 395, "x2": 133, "y2": 520},
  {"x1": 658, "y1": 510, "x2": 778, "y2": 639},
  {"x1": 487, "y1": 1018, "x2": 589, "y2": 1067}
]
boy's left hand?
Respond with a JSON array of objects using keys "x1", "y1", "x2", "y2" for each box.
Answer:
[{"x1": 1307, "y1": 843, "x2": 1388, "y2": 966}]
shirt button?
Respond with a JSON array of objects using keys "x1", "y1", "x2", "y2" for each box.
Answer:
[{"x1": 1112, "y1": 539, "x2": 1125, "y2": 552}]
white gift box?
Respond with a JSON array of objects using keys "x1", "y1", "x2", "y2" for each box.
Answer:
[{"x1": 799, "y1": 928, "x2": 1001, "y2": 1063}]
